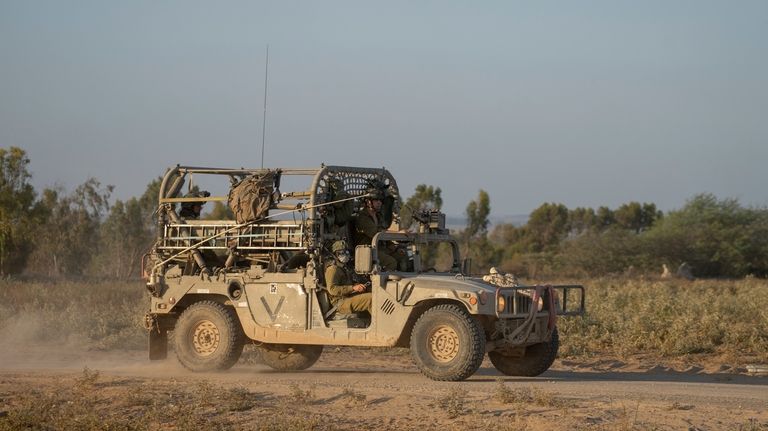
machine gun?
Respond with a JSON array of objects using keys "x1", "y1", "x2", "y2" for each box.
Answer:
[{"x1": 409, "y1": 208, "x2": 449, "y2": 234}]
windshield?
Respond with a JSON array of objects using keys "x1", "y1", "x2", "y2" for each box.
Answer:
[{"x1": 376, "y1": 233, "x2": 461, "y2": 274}]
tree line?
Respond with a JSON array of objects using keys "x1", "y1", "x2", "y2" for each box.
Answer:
[
  {"x1": 2, "y1": 146, "x2": 765, "y2": 279},
  {"x1": 1, "y1": 147, "x2": 158, "y2": 278},
  {"x1": 459, "y1": 190, "x2": 768, "y2": 278}
]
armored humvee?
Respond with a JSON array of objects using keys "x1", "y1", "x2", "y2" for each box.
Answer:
[{"x1": 144, "y1": 165, "x2": 584, "y2": 381}]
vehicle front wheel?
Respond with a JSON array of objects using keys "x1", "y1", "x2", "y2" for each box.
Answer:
[
  {"x1": 488, "y1": 327, "x2": 559, "y2": 377},
  {"x1": 258, "y1": 344, "x2": 324, "y2": 371},
  {"x1": 410, "y1": 304, "x2": 486, "y2": 381},
  {"x1": 173, "y1": 301, "x2": 244, "y2": 372}
]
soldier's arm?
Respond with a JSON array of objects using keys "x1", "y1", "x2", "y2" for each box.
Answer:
[
  {"x1": 324, "y1": 265, "x2": 356, "y2": 297},
  {"x1": 353, "y1": 214, "x2": 378, "y2": 243}
]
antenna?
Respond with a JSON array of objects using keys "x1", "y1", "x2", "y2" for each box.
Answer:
[{"x1": 260, "y1": 44, "x2": 269, "y2": 168}]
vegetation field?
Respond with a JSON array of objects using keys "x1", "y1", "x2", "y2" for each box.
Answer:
[{"x1": 1, "y1": 277, "x2": 766, "y2": 365}]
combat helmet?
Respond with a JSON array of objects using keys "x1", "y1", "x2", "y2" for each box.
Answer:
[
  {"x1": 364, "y1": 178, "x2": 388, "y2": 201},
  {"x1": 181, "y1": 190, "x2": 211, "y2": 211},
  {"x1": 331, "y1": 240, "x2": 348, "y2": 253}
]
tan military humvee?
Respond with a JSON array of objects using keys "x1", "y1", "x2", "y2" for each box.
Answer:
[{"x1": 144, "y1": 165, "x2": 584, "y2": 381}]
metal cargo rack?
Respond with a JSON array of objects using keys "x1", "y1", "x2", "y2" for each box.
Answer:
[{"x1": 160, "y1": 221, "x2": 307, "y2": 252}]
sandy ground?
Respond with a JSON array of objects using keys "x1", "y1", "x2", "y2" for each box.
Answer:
[{"x1": 1, "y1": 345, "x2": 766, "y2": 430}]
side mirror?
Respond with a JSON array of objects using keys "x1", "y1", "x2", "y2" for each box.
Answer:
[{"x1": 355, "y1": 245, "x2": 373, "y2": 274}]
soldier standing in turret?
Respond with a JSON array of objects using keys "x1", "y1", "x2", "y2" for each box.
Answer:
[{"x1": 352, "y1": 187, "x2": 400, "y2": 271}]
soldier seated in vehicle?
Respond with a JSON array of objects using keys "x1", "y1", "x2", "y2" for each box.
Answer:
[
  {"x1": 177, "y1": 190, "x2": 224, "y2": 273},
  {"x1": 324, "y1": 240, "x2": 371, "y2": 315},
  {"x1": 179, "y1": 190, "x2": 210, "y2": 219}
]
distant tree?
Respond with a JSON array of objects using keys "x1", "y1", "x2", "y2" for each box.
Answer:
[
  {"x1": 490, "y1": 223, "x2": 526, "y2": 248},
  {"x1": 28, "y1": 178, "x2": 113, "y2": 277},
  {"x1": 0, "y1": 147, "x2": 36, "y2": 275},
  {"x1": 595, "y1": 206, "x2": 615, "y2": 229},
  {"x1": 526, "y1": 203, "x2": 569, "y2": 252},
  {"x1": 615, "y1": 202, "x2": 662, "y2": 233},
  {"x1": 463, "y1": 190, "x2": 493, "y2": 273},
  {"x1": 568, "y1": 207, "x2": 597, "y2": 235},
  {"x1": 488, "y1": 222, "x2": 527, "y2": 272},
  {"x1": 559, "y1": 228, "x2": 646, "y2": 276},
  {"x1": 137, "y1": 177, "x2": 162, "y2": 216},
  {"x1": 93, "y1": 178, "x2": 162, "y2": 278},
  {"x1": 465, "y1": 190, "x2": 490, "y2": 239}
]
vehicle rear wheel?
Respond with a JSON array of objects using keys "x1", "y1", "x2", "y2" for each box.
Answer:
[
  {"x1": 173, "y1": 301, "x2": 244, "y2": 372},
  {"x1": 488, "y1": 327, "x2": 559, "y2": 377},
  {"x1": 258, "y1": 344, "x2": 324, "y2": 371},
  {"x1": 409, "y1": 304, "x2": 486, "y2": 381}
]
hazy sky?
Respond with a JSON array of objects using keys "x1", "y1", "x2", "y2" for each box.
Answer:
[{"x1": 2, "y1": 1, "x2": 766, "y2": 216}]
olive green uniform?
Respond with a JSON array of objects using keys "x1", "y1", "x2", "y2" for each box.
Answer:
[
  {"x1": 352, "y1": 211, "x2": 399, "y2": 271},
  {"x1": 324, "y1": 264, "x2": 371, "y2": 313}
]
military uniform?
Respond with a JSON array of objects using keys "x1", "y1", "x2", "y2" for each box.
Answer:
[
  {"x1": 324, "y1": 263, "x2": 371, "y2": 314},
  {"x1": 352, "y1": 211, "x2": 399, "y2": 271}
]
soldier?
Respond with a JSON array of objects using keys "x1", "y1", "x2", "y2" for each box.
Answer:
[
  {"x1": 179, "y1": 190, "x2": 210, "y2": 219},
  {"x1": 325, "y1": 240, "x2": 371, "y2": 314},
  {"x1": 352, "y1": 187, "x2": 401, "y2": 271},
  {"x1": 320, "y1": 177, "x2": 354, "y2": 238}
]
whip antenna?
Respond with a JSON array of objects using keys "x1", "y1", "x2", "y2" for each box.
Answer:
[{"x1": 261, "y1": 44, "x2": 269, "y2": 168}]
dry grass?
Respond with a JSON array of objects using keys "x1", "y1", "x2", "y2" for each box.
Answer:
[
  {"x1": 287, "y1": 383, "x2": 318, "y2": 405},
  {"x1": 735, "y1": 419, "x2": 768, "y2": 431},
  {"x1": 435, "y1": 386, "x2": 470, "y2": 419},
  {"x1": 339, "y1": 386, "x2": 367, "y2": 407},
  {"x1": 493, "y1": 379, "x2": 569, "y2": 408},
  {"x1": 0, "y1": 369, "x2": 334, "y2": 431},
  {"x1": 557, "y1": 277, "x2": 768, "y2": 363}
]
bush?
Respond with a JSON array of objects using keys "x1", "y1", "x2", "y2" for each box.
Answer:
[{"x1": 643, "y1": 194, "x2": 768, "y2": 277}]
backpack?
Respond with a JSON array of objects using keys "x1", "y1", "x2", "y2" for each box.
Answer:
[{"x1": 228, "y1": 172, "x2": 275, "y2": 223}]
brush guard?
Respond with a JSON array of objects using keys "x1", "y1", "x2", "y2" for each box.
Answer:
[{"x1": 492, "y1": 285, "x2": 585, "y2": 347}]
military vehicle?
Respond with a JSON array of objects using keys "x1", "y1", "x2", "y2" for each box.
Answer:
[{"x1": 143, "y1": 165, "x2": 585, "y2": 381}]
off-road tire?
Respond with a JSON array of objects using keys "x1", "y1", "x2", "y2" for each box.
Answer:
[
  {"x1": 488, "y1": 327, "x2": 559, "y2": 377},
  {"x1": 173, "y1": 301, "x2": 244, "y2": 372},
  {"x1": 409, "y1": 304, "x2": 486, "y2": 381},
  {"x1": 258, "y1": 344, "x2": 324, "y2": 371}
]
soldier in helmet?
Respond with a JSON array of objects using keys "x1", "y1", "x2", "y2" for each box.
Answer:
[
  {"x1": 325, "y1": 240, "x2": 371, "y2": 314},
  {"x1": 179, "y1": 190, "x2": 210, "y2": 219},
  {"x1": 352, "y1": 186, "x2": 400, "y2": 271}
]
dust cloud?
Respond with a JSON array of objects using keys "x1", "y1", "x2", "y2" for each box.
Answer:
[{"x1": 0, "y1": 310, "x2": 170, "y2": 376}]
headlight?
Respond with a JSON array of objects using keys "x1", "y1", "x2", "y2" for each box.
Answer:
[{"x1": 496, "y1": 296, "x2": 506, "y2": 313}]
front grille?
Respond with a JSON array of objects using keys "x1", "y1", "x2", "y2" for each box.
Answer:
[
  {"x1": 497, "y1": 289, "x2": 538, "y2": 317},
  {"x1": 496, "y1": 285, "x2": 586, "y2": 318}
]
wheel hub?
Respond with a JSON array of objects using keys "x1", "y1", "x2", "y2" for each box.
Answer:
[
  {"x1": 428, "y1": 325, "x2": 460, "y2": 362},
  {"x1": 192, "y1": 319, "x2": 220, "y2": 356}
]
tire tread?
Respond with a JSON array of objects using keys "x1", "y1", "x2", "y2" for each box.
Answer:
[
  {"x1": 174, "y1": 300, "x2": 244, "y2": 372},
  {"x1": 410, "y1": 304, "x2": 486, "y2": 381},
  {"x1": 489, "y1": 327, "x2": 559, "y2": 377}
]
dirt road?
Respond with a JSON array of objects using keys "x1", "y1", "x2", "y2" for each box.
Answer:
[{"x1": 1, "y1": 347, "x2": 766, "y2": 430}]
